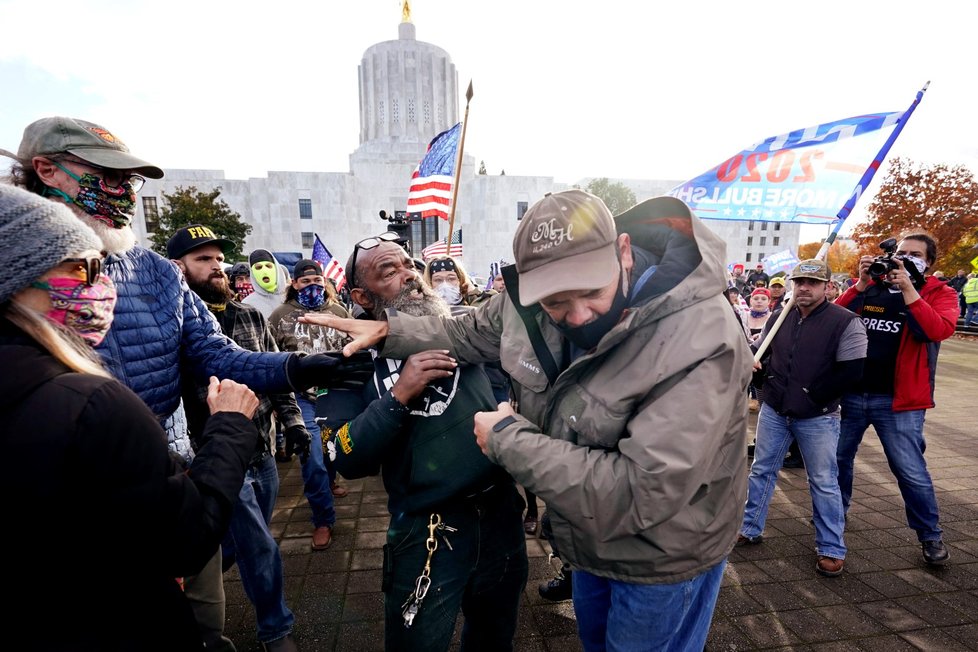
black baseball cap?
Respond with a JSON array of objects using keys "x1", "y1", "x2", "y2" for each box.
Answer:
[
  {"x1": 292, "y1": 259, "x2": 324, "y2": 280},
  {"x1": 166, "y1": 224, "x2": 235, "y2": 259}
]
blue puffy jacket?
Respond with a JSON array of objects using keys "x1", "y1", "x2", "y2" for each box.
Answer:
[{"x1": 95, "y1": 246, "x2": 293, "y2": 456}]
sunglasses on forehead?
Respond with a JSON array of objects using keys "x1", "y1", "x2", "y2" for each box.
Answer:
[
  {"x1": 62, "y1": 256, "x2": 104, "y2": 286},
  {"x1": 347, "y1": 231, "x2": 404, "y2": 289}
]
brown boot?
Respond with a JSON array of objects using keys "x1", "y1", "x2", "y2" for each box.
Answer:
[
  {"x1": 816, "y1": 556, "x2": 844, "y2": 577},
  {"x1": 330, "y1": 482, "x2": 348, "y2": 498},
  {"x1": 311, "y1": 526, "x2": 333, "y2": 551}
]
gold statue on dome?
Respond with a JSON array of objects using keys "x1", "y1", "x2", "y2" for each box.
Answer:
[{"x1": 402, "y1": 0, "x2": 412, "y2": 23}]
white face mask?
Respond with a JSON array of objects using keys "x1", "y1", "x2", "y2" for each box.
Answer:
[
  {"x1": 434, "y1": 282, "x2": 462, "y2": 305},
  {"x1": 903, "y1": 255, "x2": 927, "y2": 274}
]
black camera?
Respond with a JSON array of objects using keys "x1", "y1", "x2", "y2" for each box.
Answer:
[
  {"x1": 867, "y1": 237, "x2": 925, "y2": 287},
  {"x1": 867, "y1": 238, "x2": 900, "y2": 280}
]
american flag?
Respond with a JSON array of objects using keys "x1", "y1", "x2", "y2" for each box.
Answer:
[
  {"x1": 486, "y1": 260, "x2": 504, "y2": 290},
  {"x1": 421, "y1": 228, "x2": 463, "y2": 261},
  {"x1": 407, "y1": 123, "x2": 461, "y2": 220},
  {"x1": 312, "y1": 234, "x2": 347, "y2": 291}
]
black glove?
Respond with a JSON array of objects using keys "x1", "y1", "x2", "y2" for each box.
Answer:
[
  {"x1": 284, "y1": 425, "x2": 312, "y2": 463},
  {"x1": 320, "y1": 350, "x2": 376, "y2": 392},
  {"x1": 287, "y1": 352, "x2": 345, "y2": 391}
]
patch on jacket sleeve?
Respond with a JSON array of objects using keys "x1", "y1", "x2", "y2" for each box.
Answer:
[{"x1": 336, "y1": 423, "x2": 353, "y2": 454}]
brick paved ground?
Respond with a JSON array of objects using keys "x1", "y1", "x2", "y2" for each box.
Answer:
[{"x1": 223, "y1": 337, "x2": 978, "y2": 651}]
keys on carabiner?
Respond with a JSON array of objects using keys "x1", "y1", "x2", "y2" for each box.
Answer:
[
  {"x1": 436, "y1": 521, "x2": 457, "y2": 551},
  {"x1": 402, "y1": 600, "x2": 419, "y2": 627}
]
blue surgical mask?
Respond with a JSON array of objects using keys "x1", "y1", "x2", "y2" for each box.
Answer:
[{"x1": 297, "y1": 283, "x2": 326, "y2": 309}]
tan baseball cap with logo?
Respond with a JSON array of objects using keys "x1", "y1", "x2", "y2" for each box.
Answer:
[
  {"x1": 15, "y1": 117, "x2": 164, "y2": 178},
  {"x1": 513, "y1": 189, "x2": 619, "y2": 306},
  {"x1": 790, "y1": 259, "x2": 832, "y2": 282}
]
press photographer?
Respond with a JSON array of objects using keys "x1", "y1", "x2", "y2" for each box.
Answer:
[{"x1": 835, "y1": 232, "x2": 960, "y2": 566}]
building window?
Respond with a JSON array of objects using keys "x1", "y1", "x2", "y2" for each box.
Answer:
[
  {"x1": 774, "y1": 223, "x2": 781, "y2": 231},
  {"x1": 746, "y1": 253, "x2": 752, "y2": 262},
  {"x1": 760, "y1": 237, "x2": 766, "y2": 246},
  {"x1": 747, "y1": 236, "x2": 753, "y2": 246},
  {"x1": 142, "y1": 197, "x2": 159, "y2": 233},
  {"x1": 298, "y1": 198, "x2": 312, "y2": 219},
  {"x1": 761, "y1": 222, "x2": 768, "y2": 230},
  {"x1": 301, "y1": 232, "x2": 313, "y2": 248},
  {"x1": 517, "y1": 202, "x2": 528, "y2": 220},
  {"x1": 424, "y1": 216, "x2": 439, "y2": 248},
  {"x1": 749, "y1": 221, "x2": 755, "y2": 230},
  {"x1": 773, "y1": 237, "x2": 780, "y2": 246},
  {"x1": 759, "y1": 253, "x2": 766, "y2": 261}
]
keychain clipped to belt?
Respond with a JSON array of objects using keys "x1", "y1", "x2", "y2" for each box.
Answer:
[{"x1": 401, "y1": 513, "x2": 456, "y2": 627}]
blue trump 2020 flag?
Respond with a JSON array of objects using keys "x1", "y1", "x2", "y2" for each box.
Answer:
[{"x1": 667, "y1": 112, "x2": 906, "y2": 224}]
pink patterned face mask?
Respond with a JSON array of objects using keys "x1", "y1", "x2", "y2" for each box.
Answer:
[{"x1": 30, "y1": 274, "x2": 117, "y2": 345}]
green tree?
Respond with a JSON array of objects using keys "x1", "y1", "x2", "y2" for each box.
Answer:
[
  {"x1": 478, "y1": 160, "x2": 487, "y2": 175},
  {"x1": 585, "y1": 178, "x2": 637, "y2": 215},
  {"x1": 149, "y1": 185, "x2": 253, "y2": 261},
  {"x1": 851, "y1": 158, "x2": 978, "y2": 271}
]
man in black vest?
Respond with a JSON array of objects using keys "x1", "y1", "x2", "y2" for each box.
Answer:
[{"x1": 738, "y1": 259, "x2": 867, "y2": 578}]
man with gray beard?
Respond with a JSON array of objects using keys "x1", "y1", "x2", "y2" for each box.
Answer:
[{"x1": 312, "y1": 233, "x2": 527, "y2": 652}]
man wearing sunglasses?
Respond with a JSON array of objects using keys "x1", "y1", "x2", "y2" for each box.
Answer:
[
  {"x1": 2, "y1": 117, "x2": 359, "y2": 651},
  {"x1": 314, "y1": 231, "x2": 528, "y2": 651},
  {"x1": 304, "y1": 191, "x2": 754, "y2": 651}
]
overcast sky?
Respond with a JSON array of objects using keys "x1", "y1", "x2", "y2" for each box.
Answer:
[{"x1": 2, "y1": 0, "x2": 974, "y2": 243}]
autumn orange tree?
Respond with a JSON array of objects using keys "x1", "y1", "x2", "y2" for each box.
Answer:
[
  {"x1": 850, "y1": 158, "x2": 978, "y2": 273},
  {"x1": 797, "y1": 240, "x2": 859, "y2": 278}
]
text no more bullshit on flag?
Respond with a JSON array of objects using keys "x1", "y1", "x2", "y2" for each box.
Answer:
[
  {"x1": 408, "y1": 123, "x2": 462, "y2": 221},
  {"x1": 667, "y1": 111, "x2": 908, "y2": 224}
]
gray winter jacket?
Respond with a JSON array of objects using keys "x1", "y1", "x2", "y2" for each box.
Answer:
[{"x1": 382, "y1": 196, "x2": 753, "y2": 583}]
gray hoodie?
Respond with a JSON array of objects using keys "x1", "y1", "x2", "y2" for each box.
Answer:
[{"x1": 242, "y1": 250, "x2": 291, "y2": 319}]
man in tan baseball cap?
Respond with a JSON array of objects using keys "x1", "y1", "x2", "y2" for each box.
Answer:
[{"x1": 300, "y1": 189, "x2": 754, "y2": 650}]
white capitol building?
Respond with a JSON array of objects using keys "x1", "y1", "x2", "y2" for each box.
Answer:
[{"x1": 135, "y1": 8, "x2": 800, "y2": 281}]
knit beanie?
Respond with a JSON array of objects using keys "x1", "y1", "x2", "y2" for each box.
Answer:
[{"x1": 0, "y1": 184, "x2": 103, "y2": 304}]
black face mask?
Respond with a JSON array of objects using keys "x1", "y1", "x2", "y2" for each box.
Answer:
[{"x1": 554, "y1": 274, "x2": 629, "y2": 350}]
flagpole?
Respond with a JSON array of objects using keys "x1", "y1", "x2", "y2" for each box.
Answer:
[
  {"x1": 755, "y1": 82, "x2": 930, "y2": 363},
  {"x1": 446, "y1": 80, "x2": 474, "y2": 245}
]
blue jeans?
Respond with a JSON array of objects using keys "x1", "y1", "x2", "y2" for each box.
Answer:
[
  {"x1": 838, "y1": 393, "x2": 942, "y2": 541},
  {"x1": 965, "y1": 301, "x2": 978, "y2": 326},
  {"x1": 223, "y1": 454, "x2": 294, "y2": 643},
  {"x1": 383, "y1": 485, "x2": 528, "y2": 652},
  {"x1": 573, "y1": 560, "x2": 725, "y2": 652},
  {"x1": 742, "y1": 403, "x2": 847, "y2": 559},
  {"x1": 298, "y1": 397, "x2": 336, "y2": 529}
]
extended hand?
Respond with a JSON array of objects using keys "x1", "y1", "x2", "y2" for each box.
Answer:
[
  {"x1": 299, "y1": 314, "x2": 389, "y2": 356},
  {"x1": 206, "y1": 376, "x2": 260, "y2": 419},
  {"x1": 391, "y1": 350, "x2": 456, "y2": 404},
  {"x1": 473, "y1": 402, "x2": 516, "y2": 456}
]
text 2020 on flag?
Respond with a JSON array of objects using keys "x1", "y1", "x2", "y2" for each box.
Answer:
[{"x1": 668, "y1": 99, "x2": 923, "y2": 225}]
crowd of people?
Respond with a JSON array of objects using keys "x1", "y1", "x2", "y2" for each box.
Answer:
[{"x1": 0, "y1": 114, "x2": 967, "y2": 652}]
